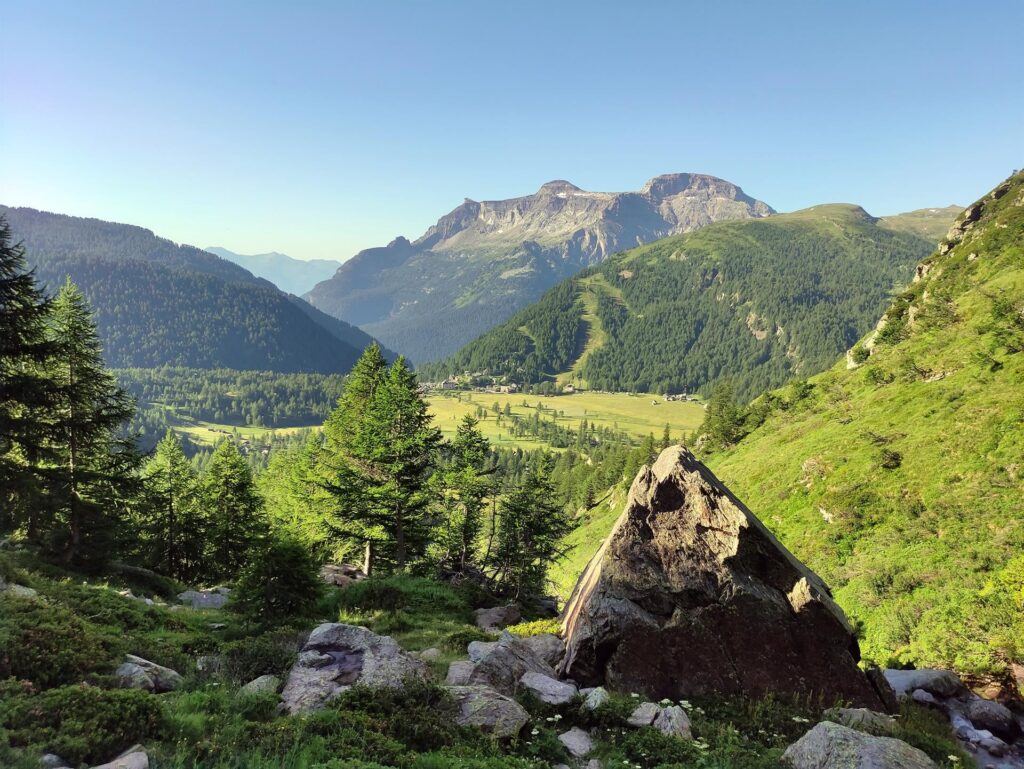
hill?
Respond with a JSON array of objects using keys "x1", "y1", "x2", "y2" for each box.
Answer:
[
  {"x1": 1, "y1": 206, "x2": 381, "y2": 372},
  {"x1": 305, "y1": 174, "x2": 773, "y2": 361},
  {"x1": 206, "y1": 246, "x2": 341, "y2": 295},
  {"x1": 554, "y1": 173, "x2": 1024, "y2": 685},
  {"x1": 879, "y1": 205, "x2": 963, "y2": 243},
  {"x1": 423, "y1": 204, "x2": 943, "y2": 401}
]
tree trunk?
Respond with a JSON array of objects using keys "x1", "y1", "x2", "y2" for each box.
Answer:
[{"x1": 363, "y1": 539, "x2": 374, "y2": 577}]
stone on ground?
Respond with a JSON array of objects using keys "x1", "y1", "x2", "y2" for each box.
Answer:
[
  {"x1": 319, "y1": 563, "x2": 367, "y2": 587},
  {"x1": 445, "y1": 660, "x2": 474, "y2": 685},
  {"x1": 583, "y1": 686, "x2": 610, "y2": 710},
  {"x1": 240, "y1": 674, "x2": 280, "y2": 696},
  {"x1": 519, "y1": 670, "x2": 578, "y2": 705},
  {"x1": 89, "y1": 745, "x2": 149, "y2": 769},
  {"x1": 825, "y1": 707, "x2": 897, "y2": 735},
  {"x1": 559, "y1": 446, "x2": 885, "y2": 709},
  {"x1": 177, "y1": 587, "x2": 231, "y2": 609},
  {"x1": 627, "y1": 701, "x2": 661, "y2": 727},
  {"x1": 558, "y1": 726, "x2": 594, "y2": 758},
  {"x1": 468, "y1": 632, "x2": 556, "y2": 696},
  {"x1": 520, "y1": 633, "x2": 565, "y2": 667},
  {"x1": 965, "y1": 697, "x2": 1019, "y2": 741},
  {"x1": 467, "y1": 640, "x2": 497, "y2": 661},
  {"x1": 280, "y1": 623, "x2": 429, "y2": 714},
  {"x1": 474, "y1": 605, "x2": 521, "y2": 632},
  {"x1": 653, "y1": 705, "x2": 692, "y2": 738},
  {"x1": 783, "y1": 721, "x2": 938, "y2": 769},
  {"x1": 115, "y1": 655, "x2": 182, "y2": 693},
  {"x1": 40, "y1": 754, "x2": 71, "y2": 769},
  {"x1": 446, "y1": 684, "x2": 529, "y2": 739}
]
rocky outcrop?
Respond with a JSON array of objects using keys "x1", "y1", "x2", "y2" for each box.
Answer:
[
  {"x1": 319, "y1": 563, "x2": 367, "y2": 588},
  {"x1": 446, "y1": 684, "x2": 529, "y2": 739},
  {"x1": 280, "y1": 623, "x2": 429, "y2": 714},
  {"x1": 468, "y1": 632, "x2": 556, "y2": 696},
  {"x1": 89, "y1": 745, "x2": 149, "y2": 769},
  {"x1": 559, "y1": 446, "x2": 886, "y2": 709},
  {"x1": 474, "y1": 605, "x2": 520, "y2": 632},
  {"x1": 783, "y1": 722, "x2": 937, "y2": 769},
  {"x1": 177, "y1": 587, "x2": 230, "y2": 610},
  {"x1": 115, "y1": 655, "x2": 182, "y2": 693}
]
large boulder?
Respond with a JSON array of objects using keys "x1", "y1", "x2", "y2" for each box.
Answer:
[
  {"x1": 825, "y1": 708, "x2": 897, "y2": 736},
  {"x1": 320, "y1": 563, "x2": 367, "y2": 588},
  {"x1": 475, "y1": 605, "x2": 521, "y2": 632},
  {"x1": 965, "y1": 697, "x2": 1019, "y2": 741},
  {"x1": 445, "y1": 660, "x2": 475, "y2": 685},
  {"x1": 519, "y1": 671, "x2": 578, "y2": 705},
  {"x1": 783, "y1": 722, "x2": 937, "y2": 769},
  {"x1": 520, "y1": 633, "x2": 566, "y2": 667},
  {"x1": 446, "y1": 684, "x2": 529, "y2": 739},
  {"x1": 883, "y1": 669, "x2": 965, "y2": 699},
  {"x1": 558, "y1": 726, "x2": 594, "y2": 758},
  {"x1": 468, "y1": 632, "x2": 556, "y2": 696},
  {"x1": 115, "y1": 655, "x2": 182, "y2": 693},
  {"x1": 89, "y1": 745, "x2": 149, "y2": 769},
  {"x1": 280, "y1": 623, "x2": 429, "y2": 714},
  {"x1": 559, "y1": 446, "x2": 886, "y2": 709}
]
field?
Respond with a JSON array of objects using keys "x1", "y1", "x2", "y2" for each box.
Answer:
[{"x1": 425, "y1": 390, "x2": 706, "y2": 448}]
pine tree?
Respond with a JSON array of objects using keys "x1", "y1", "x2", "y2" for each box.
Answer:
[
  {"x1": 699, "y1": 381, "x2": 744, "y2": 449},
  {"x1": 437, "y1": 414, "x2": 492, "y2": 572},
  {"x1": 140, "y1": 429, "x2": 205, "y2": 580},
  {"x1": 203, "y1": 440, "x2": 265, "y2": 581},
  {"x1": 487, "y1": 465, "x2": 572, "y2": 600},
  {"x1": 0, "y1": 217, "x2": 57, "y2": 533},
  {"x1": 45, "y1": 279, "x2": 138, "y2": 565},
  {"x1": 322, "y1": 343, "x2": 388, "y2": 456}
]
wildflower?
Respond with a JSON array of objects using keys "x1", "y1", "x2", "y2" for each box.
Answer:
[
  {"x1": 531, "y1": 728, "x2": 539, "y2": 736},
  {"x1": 659, "y1": 698, "x2": 673, "y2": 705},
  {"x1": 790, "y1": 716, "x2": 810, "y2": 723},
  {"x1": 630, "y1": 692, "x2": 639, "y2": 698},
  {"x1": 552, "y1": 713, "x2": 562, "y2": 720},
  {"x1": 948, "y1": 757, "x2": 960, "y2": 763}
]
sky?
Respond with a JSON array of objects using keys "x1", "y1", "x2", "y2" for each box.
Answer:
[{"x1": 2, "y1": 1, "x2": 1022, "y2": 262}]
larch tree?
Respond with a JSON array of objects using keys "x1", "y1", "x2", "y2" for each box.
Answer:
[
  {"x1": 202, "y1": 439, "x2": 265, "y2": 580},
  {"x1": 436, "y1": 414, "x2": 492, "y2": 573}
]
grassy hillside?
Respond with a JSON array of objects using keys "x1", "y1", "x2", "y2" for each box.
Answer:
[
  {"x1": 548, "y1": 176, "x2": 1023, "y2": 684},
  {"x1": 880, "y1": 205, "x2": 962, "y2": 243},
  {"x1": 1, "y1": 206, "x2": 379, "y2": 373},
  {"x1": 421, "y1": 205, "x2": 940, "y2": 400}
]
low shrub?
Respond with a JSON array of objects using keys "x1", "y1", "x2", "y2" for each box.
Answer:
[
  {"x1": 231, "y1": 538, "x2": 323, "y2": 626},
  {"x1": 504, "y1": 618, "x2": 560, "y2": 637},
  {"x1": 220, "y1": 629, "x2": 301, "y2": 684},
  {"x1": 0, "y1": 594, "x2": 124, "y2": 687},
  {"x1": 442, "y1": 626, "x2": 492, "y2": 651},
  {"x1": 0, "y1": 680, "x2": 163, "y2": 765}
]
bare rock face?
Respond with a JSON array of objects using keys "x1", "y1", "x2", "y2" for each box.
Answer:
[
  {"x1": 280, "y1": 623, "x2": 429, "y2": 714},
  {"x1": 784, "y1": 722, "x2": 937, "y2": 769},
  {"x1": 559, "y1": 446, "x2": 885, "y2": 709}
]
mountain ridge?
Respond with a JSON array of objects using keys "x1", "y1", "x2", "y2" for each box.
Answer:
[
  {"x1": 305, "y1": 173, "x2": 774, "y2": 361},
  {"x1": 206, "y1": 246, "x2": 341, "y2": 296}
]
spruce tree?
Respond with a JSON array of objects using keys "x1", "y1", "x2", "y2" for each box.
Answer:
[
  {"x1": 140, "y1": 429, "x2": 205, "y2": 580},
  {"x1": 0, "y1": 217, "x2": 57, "y2": 533},
  {"x1": 699, "y1": 381, "x2": 744, "y2": 449},
  {"x1": 45, "y1": 279, "x2": 137, "y2": 565},
  {"x1": 203, "y1": 440, "x2": 265, "y2": 581},
  {"x1": 437, "y1": 414, "x2": 492, "y2": 572}
]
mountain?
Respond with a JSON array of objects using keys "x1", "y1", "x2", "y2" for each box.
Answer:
[
  {"x1": 206, "y1": 246, "x2": 341, "y2": 296},
  {"x1": 1, "y1": 206, "x2": 383, "y2": 373},
  {"x1": 879, "y1": 205, "x2": 963, "y2": 243},
  {"x1": 305, "y1": 173, "x2": 774, "y2": 362},
  {"x1": 423, "y1": 204, "x2": 946, "y2": 400}
]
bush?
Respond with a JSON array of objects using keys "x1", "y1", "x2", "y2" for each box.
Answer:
[
  {"x1": 880, "y1": 449, "x2": 903, "y2": 469},
  {"x1": 232, "y1": 538, "x2": 322, "y2": 626},
  {"x1": 0, "y1": 680, "x2": 163, "y2": 765},
  {"x1": 504, "y1": 618, "x2": 560, "y2": 637},
  {"x1": 851, "y1": 344, "x2": 870, "y2": 364},
  {"x1": 0, "y1": 595, "x2": 124, "y2": 687},
  {"x1": 220, "y1": 629, "x2": 301, "y2": 683},
  {"x1": 334, "y1": 575, "x2": 469, "y2": 619},
  {"x1": 442, "y1": 627, "x2": 492, "y2": 651}
]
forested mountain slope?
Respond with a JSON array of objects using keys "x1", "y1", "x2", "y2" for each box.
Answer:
[
  {"x1": 206, "y1": 246, "x2": 340, "y2": 295},
  {"x1": 1, "y1": 206, "x2": 381, "y2": 372},
  {"x1": 423, "y1": 204, "x2": 942, "y2": 400},
  {"x1": 306, "y1": 173, "x2": 773, "y2": 361},
  {"x1": 704, "y1": 173, "x2": 1024, "y2": 682}
]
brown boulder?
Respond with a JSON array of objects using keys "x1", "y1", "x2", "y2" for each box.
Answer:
[{"x1": 559, "y1": 446, "x2": 885, "y2": 709}]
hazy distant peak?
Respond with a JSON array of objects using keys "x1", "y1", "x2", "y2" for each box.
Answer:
[{"x1": 537, "y1": 179, "x2": 583, "y2": 194}]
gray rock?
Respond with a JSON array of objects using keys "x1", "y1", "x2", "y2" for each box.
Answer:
[
  {"x1": 653, "y1": 705, "x2": 692, "y2": 738},
  {"x1": 240, "y1": 674, "x2": 280, "y2": 696},
  {"x1": 417, "y1": 647, "x2": 441, "y2": 662},
  {"x1": 89, "y1": 745, "x2": 149, "y2": 769},
  {"x1": 280, "y1": 623, "x2": 429, "y2": 713},
  {"x1": 583, "y1": 686, "x2": 610, "y2": 710},
  {"x1": 585, "y1": 761, "x2": 604, "y2": 769},
  {"x1": 558, "y1": 726, "x2": 594, "y2": 758},
  {"x1": 196, "y1": 654, "x2": 223, "y2": 675},
  {"x1": 446, "y1": 684, "x2": 529, "y2": 739},
  {"x1": 520, "y1": 633, "x2": 565, "y2": 667},
  {"x1": 177, "y1": 588, "x2": 230, "y2": 610},
  {"x1": 445, "y1": 660, "x2": 475, "y2": 686},
  {"x1": 882, "y1": 669, "x2": 965, "y2": 699},
  {"x1": 5, "y1": 583, "x2": 38, "y2": 599},
  {"x1": 559, "y1": 447, "x2": 886, "y2": 709},
  {"x1": 966, "y1": 697, "x2": 1019, "y2": 741},
  {"x1": 627, "y1": 701, "x2": 661, "y2": 727},
  {"x1": 518, "y1": 671, "x2": 577, "y2": 705},
  {"x1": 978, "y1": 736, "x2": 1009, "y2": 757},
  {"x1": 40, "y1": 754, "x2": 71, "y2": 769},
  {"x1": 467, "y1": 640, "x2": 497, "y2": 662},
  {"x1": 825, "y1": 707, "x2": 897, "y2": 736},
  {"x1": 115, "y1": 655, "x2": 182, "y2": 692},
  {"x1": 468, "y1": 633, "x2": 556, "y2": 696},
  {"x1": 474, "y1": 605, "x2": 521, "y2": 632},
  {"x1": 783, "y1": 721, "x2": 938, "y2": 769},
  {"x1": 910, "y1": 689, "x2": 943, "y2": 709},
  {"x1": 320, "y1": 563, "x2": 366, "y2": 587}
]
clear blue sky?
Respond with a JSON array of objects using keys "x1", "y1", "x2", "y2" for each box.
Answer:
[{"x1": 2, "y1": 1, "x2": 1022, "y2": 261}]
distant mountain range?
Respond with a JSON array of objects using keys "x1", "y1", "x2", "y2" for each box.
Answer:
[
  {"x1": 206, "y1": 246, "x2": 341, "y2": 296},
  {"x1": 1, "y1": 206, "x2": 385, "y2": 373},
  {"x1": 420, "y1": 203, "x2": 955, "y2": 400},
  {"x1": 305, "y1": 173, "x2": 775, "y2": 362}
]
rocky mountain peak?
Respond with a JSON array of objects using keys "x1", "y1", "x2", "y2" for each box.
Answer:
[{"x1": 537, "y1": 180, "x2": 583, "y2": 194}]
